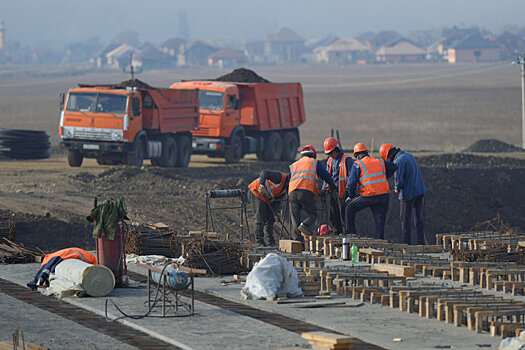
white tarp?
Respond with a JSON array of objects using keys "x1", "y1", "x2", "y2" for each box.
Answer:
[
  {"x1": 42, "y1": 259, "x2": 115, "y2": 298},
  {"x1": 241, "y1": 253, "x2": 303, "y2": 300},
  {"x1": 499, "y1": 331, "x2": 525, "y2": 350}
]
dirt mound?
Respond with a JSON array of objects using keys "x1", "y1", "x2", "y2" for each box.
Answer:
[
  {"x1": 215, "y1": 68, "x2": 270, "y2": 83},
  {"x1": 463, "y1": 139, "x2": 523, "y2": 153},
  {"x1": 116, "y1": 79, "x2": 154, "y2": 89},
  {"x1": 416, "y1": 153, "x2": 525, "y2": 168},
  {"x1": 0, "y1": 209, "x2": 92, "y2": 252}
]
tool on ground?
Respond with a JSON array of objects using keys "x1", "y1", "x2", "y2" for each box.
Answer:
[{"x1": 206, "y1": 189, "x2": 252, "y2": 241}]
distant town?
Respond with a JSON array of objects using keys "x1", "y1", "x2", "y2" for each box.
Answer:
[{"x1": 0, "y1": 22, "x2": 524, "y2": 70}]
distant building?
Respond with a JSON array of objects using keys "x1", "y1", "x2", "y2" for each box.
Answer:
[
  {"x1": 133, "y1": 44, "x2": 174, "y2": 70},
  {"x1": 106, "y1": 43, "x2": 139, "y2": 69},
  {"x1": 264, "y1": 27, "x2": 305, "y2": 63},
  {"x1": 208, "y1": 48, "x2": 248, "y2": 68},
  {"x1": 0, "y1": 21, "x2": 5, "y2": 51},
  {"x1": 375, "y1": 40, "x2": 426, "y2": 63},
  {"x1": 496, "y1": 31, "x2": 525, "y2": 60},
  {"x1": 365, "y1": 30, "x2": 404, "y2": 49},
  {"x1": 517, "y1": 27, "x2": 525, "y2": 41},
  {"x1": 184, "y1": 41, "x2": 217, "y2": 66},
  {"x1": 160, "y1": 38, "x2": 186, "y2": 58},
  {"x1": 447, "y1": 34, "x2": 501, "y2": 63},
  {"x1": 313, "y1": 37, "x2": 370, "y2": 65}
]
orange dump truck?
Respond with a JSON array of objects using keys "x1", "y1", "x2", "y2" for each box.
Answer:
[
  {"x1": 169, "y1": 81, "x2": 306, "y2": 162},
  {"x1": 59, "y1": 80, "x2": 199, "y2": 167}
]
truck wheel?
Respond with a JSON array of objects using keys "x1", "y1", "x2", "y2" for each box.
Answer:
[
  {"x1": 225, "y1": 134, "x2": 243, "y2": 163},
  {"x1": 127, "y1": 139, "x2": 145, "y2": 167},
  {"x1": 67, "y1": 150, "x2": 83, "y2": 167},
  {"x1": 175, "y1": 135, "x2": 191, "y2": 167},
  {"x1": 159, "y1": 137, "x2": 177, "y2": 167},
  {"x1": 263, "y1": 132, "x2": 283, "y2": 161},
  {"x1": 256, "y1": 150, "x2": 264, "y2": 161},
  {"x1": 281, "y1": 131, "x2": 299, "y2": 161}
]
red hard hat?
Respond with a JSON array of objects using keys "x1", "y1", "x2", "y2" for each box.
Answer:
[
  {"x1": 379, "y1": 144, "x2": 394, "y2": 161},
  {"x1": 353, "y1": 142, "x2": 368, "y2": 156},
  {"x1": 317, "y1": 224, "x2": 332, "y2": 236},
  {"x1": 324, "y1": 137, "x2": 339, "y2": 154},
  {"x1": 301, "y1": 145, "x2": 317, "y2": 158}
]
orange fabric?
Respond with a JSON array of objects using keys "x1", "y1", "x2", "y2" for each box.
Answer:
[
  {"x1": 289, "y1": 157, "x2": 319, "y2": 199},
  {"x1": 357, "y1": 157, "x2": 390, "y2": 197},
  {"x1": 248, "y1": 173, "x2": 288, "y2": 203},
  {"x1": 41, "y1": 247, "x2": 98, "y2": 267},
  {"x1": 327, "y1": 152, "x2": 351, "y2": 198}
]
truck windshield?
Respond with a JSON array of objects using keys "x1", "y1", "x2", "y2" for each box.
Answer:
[
  {"x1": 199, "y1": 91, "x2": 225, "y2": 111},
  {"x1": 66, "y1": 92, "x2": 128, "y2": 114}
]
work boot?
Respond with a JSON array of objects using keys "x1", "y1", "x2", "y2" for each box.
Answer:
[{"x1": 298, "y1": 223, "x2": 313, "y2": 237}]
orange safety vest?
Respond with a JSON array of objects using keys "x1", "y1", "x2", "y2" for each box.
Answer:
[
  {"x1": 289, "y1": 157, "x2": 320, "y2": 199},
  {"x1": 41, "y1": 247, "x2": 98, "y2": 267},
  {"x1": 248, "y1": 173, "x2": 288, "y2": 203},
  {"x1": 327, "y1": 152, "x2": 351, "y2": 199},
  {"x1": 357, "y1": 156, "x2": 390, "y2": 197}
]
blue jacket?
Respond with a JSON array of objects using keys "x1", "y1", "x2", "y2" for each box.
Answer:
[
  {"x1": 393, "y1": 151, "x2": 426, "y2": 201},
  {"x1": 323, "y1": 152, "x2": 354, "y2": 190},
  {"x1": 346, "y1": 155, "x2": 397, "y2": 199}
]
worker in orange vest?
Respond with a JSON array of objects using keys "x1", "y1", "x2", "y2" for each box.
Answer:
[
  {"x1": 289, "y1": 145, "x2": 336, "y2": 242},
  {"x1": 248, "y1": 170, "x2": 289, "y2": 246},
  {"x1": 344, "y1": 143, "x2": 397, "y2": 239},
  {"x1": 323, "y1": 137, "x2": 354, "y2": 235}
]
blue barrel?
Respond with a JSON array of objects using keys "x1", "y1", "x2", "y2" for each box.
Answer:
[{"x1": 150, "y1": 266, "x2": 190, "y2": 291}]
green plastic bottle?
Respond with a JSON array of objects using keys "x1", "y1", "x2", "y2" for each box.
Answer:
[{"x1": 351, "y1": 243, "x2": 358, "y2": 264}]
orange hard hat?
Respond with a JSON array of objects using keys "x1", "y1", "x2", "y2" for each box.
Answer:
[
  {"x1": 353, "y1": 142, "x2": 368, "y2": 156},
  {"x1": 379, "y1": 144, "x2": 394, "y2": 160},
  {"x1": 317, "y1": 224, "x2": 332, "y2": 236},
  {"x1": 301, "y1": 145, "x2": 317, "y2": 158},
  {"x1": 324, "y1": 137, "x2": 340, "y2": 154}
]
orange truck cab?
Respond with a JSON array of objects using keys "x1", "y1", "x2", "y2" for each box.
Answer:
[
  {"x1": 169, "y1": 80, "x2": 306, "y2": 163},
  {"x1": 59, "y1": 80, "x2": 199, "y2": 167}
]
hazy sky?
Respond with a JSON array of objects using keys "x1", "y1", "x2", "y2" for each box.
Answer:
[{"x1": 1, "y1": 0, "x2": 524, "y2": 48}]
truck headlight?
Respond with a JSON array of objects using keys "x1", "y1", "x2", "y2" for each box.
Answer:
[
  {"x1": 64, "y1": 128, "x2": 73, "y2": 138},
  {"x1": 111, "y1": 132, "x2": 122, "y2": 141}
]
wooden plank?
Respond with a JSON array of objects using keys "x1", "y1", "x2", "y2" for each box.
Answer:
[
  {"x1": 301, "y1": 331, "x2": 355, "y2": 345},
  {"x1": 373, "y1": 263, "x2": 415, "y2": 277},
  {"x1": 292, "y1": 301, "x2": 347, "y2": 308}
]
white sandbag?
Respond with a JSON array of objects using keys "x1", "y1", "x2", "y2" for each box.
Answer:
[
  {"x1": 41, "y1": 276, "x2": 84, "y2": 298},
  {"x1": 241, "y1": 253, "x2": 303, "y2": 300},
  {"x1": 54, "y1": 259, "x2": 115, "y2": 297},
  {"x1": 499, "y1": 331, "x2": 525, "y2": 350}
]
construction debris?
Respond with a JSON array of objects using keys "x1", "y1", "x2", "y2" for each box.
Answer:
[
  {"x1": 125, "y1": 224, "x2": 179, "y2": 257},
  {"x1": 215, "y1": 68, "x2": 270, "y2": 83},
  {"x1": 301, "y1": 331, "x2": 355, "y2": 350},
  {"x1": 0, "y1": 238, "x2": 42, "y2": 264},
  {"x1": 184, "y1": 237, "x2": 243, "y2": 275},
  {"x1": 0, "y1": 216, "x2": 15, "y2": 241}
]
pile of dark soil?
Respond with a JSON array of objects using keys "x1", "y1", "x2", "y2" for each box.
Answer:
[
  {"x1": 215, "y1": 68, "x2": 270, "y2": 83},
  {"x1": 116, "y1": 79, "x2": 154, "y2": 90},
  {"x1": 0, "y1": 209, "x2": 92, "y2": 252},
  {"x1": 463, "y1": 139, "x2": 523, "y2": 153},
  {"x1": 416, "y1": 153, "x2": 525, "y2": 168}
]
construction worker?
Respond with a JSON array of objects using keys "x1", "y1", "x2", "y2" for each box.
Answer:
[
  {"x1": 380, "y1": 144, "x2": 427, "y2": 245},
  {"x1": 289, "y1": 145, "x2": 336, "y2": 242},
  {"x1": 344, "y1": 143, "x2": 397, "y2": 239},
  {"x1": 248, "y1": 170, "x2": 289, "y2": 246},
  {"x1": 323, "y1": 137, "x2": 353, "y2": 235}
]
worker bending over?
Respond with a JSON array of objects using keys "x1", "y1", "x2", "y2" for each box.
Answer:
[
  {"x1": 380, "y1": 144, "x2": 427, "y2": 245},
  {"x1": 248, "y1": 170, "x2": 289, "y2": 247},
  {"x1": 289, "y1": 145, "x2": 336, "y2": 242},
  {"x1": 345, "y1": 143, "x2": 397, "y2": 239},
  {"x1": 322, "y1": 137, "x2": 353, "y2": 235}
]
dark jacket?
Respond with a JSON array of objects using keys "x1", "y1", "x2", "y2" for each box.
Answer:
[
  {"x1": 393, "y1": 150, "x2": 426, "y2": 201},
  {"x1": 87, "y1": 198, "x2": 128, "y2": 240}
]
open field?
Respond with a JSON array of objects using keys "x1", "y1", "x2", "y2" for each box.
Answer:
[{"x1": 0, "y1": 63, "x2": 522, "y2": 151}]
